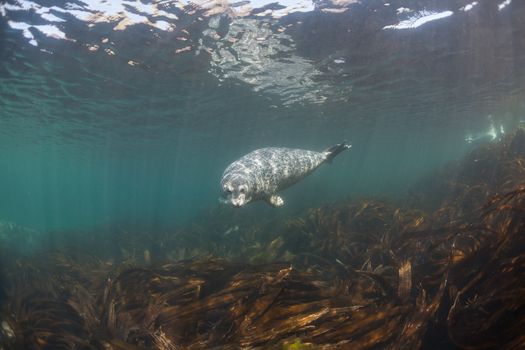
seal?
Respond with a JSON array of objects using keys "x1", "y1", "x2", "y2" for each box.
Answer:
[{"x1": 220, "y1": 141, "x2": 351, "y2": 207}]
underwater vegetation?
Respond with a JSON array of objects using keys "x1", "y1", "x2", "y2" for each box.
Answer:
[{"x1": 2, "y1": 130, "x2": 525, "y2": 349}]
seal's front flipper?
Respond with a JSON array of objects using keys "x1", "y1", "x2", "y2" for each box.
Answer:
[{"x1": 267, "y1": 195, "x2": 284, "y2": 207}]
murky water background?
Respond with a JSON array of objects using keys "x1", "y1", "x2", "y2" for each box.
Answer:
[{"x1": 1, "y1": 0, "x2": 524, "y2": 230}]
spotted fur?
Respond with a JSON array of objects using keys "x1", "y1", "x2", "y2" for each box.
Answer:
[{"x1": 220, "y1": 142, "x2": 351, "y2": 207}]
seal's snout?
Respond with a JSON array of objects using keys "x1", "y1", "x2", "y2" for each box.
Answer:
[
  {"x1": 221, "y1": 178, "x2": 250, "y2": 208},
  {"x1": 230, "y1": 193, "x2": 246, "y2": 207}
]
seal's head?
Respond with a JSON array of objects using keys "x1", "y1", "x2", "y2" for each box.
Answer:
[{"x1": 221, "y1": 175, "x2": 252, "y2": 207}]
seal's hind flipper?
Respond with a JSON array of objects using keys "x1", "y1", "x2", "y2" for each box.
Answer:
[
  {"x1": 267, "y1": 195, "x2": 284, "y2": 207},
  {"x1": 325, "y1": 141, "x2": 352, "y2": 163}
]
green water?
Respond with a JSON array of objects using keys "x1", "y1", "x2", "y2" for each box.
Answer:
[
  {"x1": 0, "y1": 0, "x2": 524, "y2": 232},
  {"x1": 0, "y1": 128, "x2": 471, "y2": 231}
]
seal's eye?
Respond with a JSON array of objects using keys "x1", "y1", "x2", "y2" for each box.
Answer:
[{"x1": 239, "y1": 187, "x2": 245, "y2": 193}]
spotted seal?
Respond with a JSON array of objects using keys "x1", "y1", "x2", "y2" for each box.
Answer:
[{"x1": 220, "y1": 141, "x2": 351, "y2": 207}]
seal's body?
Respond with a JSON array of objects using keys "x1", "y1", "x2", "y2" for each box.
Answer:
[{"x1": 221, "y1": 142, "x2": 351, "y2": 207}]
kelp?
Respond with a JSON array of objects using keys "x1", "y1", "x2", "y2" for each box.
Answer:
[
  {"x1": 445, "y1": 186, "x2": 525, "y2": 349},
  {"x1": 100, "y1": 260, "x2": 410, "y2": 349},
  {"x1": 2, "y1": 129, "x2": 525, "y2": 349}
]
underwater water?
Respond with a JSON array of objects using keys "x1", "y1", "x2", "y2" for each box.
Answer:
[
  {"x1": 1, "y1": 0, "x2": 525, "y2": 349},
  {"x1": 1, "y1": 0, "x2": 523, "y2": 232}
]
